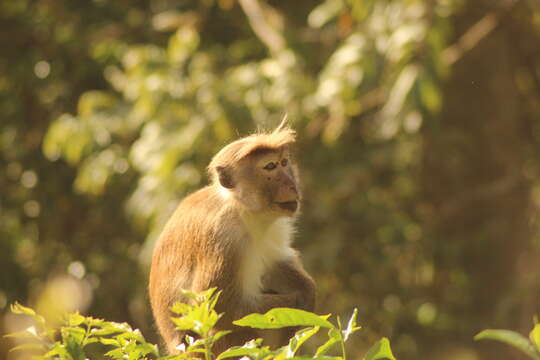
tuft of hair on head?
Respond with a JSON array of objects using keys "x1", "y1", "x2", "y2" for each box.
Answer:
[
  {"x1": 208, "y1": 119, "x2": 296, "y2": 185},
  {"x1": 274, "y1": 113, "x2": 289, "y2": 133}
]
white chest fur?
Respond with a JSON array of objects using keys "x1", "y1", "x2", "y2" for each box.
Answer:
[{"x1": 240, "y1": 216, "x2": 296, "y2": 298}]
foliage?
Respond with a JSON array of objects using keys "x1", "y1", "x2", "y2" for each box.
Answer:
[
  {"x1": 7, "y1": 302, "x2": 158, "y2": 360},
  {"x1": 6, "y1": 289, "x2": 396, "y2": 360},
  {"x1": 475, "y1": 318, "x2": 540, "y2": 359}
]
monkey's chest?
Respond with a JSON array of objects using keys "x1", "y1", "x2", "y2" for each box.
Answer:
[{"x1": 240, "y1": 220, "x2": 295, "y2": 298}]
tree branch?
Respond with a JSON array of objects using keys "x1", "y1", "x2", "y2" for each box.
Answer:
[{"x1": 238, "y1": 0, "x2": 286, "y2": 55}]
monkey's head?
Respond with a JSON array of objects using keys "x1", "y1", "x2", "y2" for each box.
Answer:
[{"x1": 208, "y1": 126, "x2": 300, "y2": 216}]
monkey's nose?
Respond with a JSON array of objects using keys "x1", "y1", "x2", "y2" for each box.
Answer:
[{"x1": 279, "y1": 173, "x2": 297, "y2": 193}]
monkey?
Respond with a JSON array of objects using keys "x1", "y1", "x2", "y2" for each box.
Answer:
[{"x1": 148, "y1": 123, "x2": 316, "y2": 355}]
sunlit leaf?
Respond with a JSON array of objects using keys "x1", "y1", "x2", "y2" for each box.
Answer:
[
  {"x1": 90, "y1": 327, "x2": 123, "y2": 336},
  {"x1": 530, "y1": 324, "x2": 540, "y2": 354},
  {"x1": 67, "y1": 313, "x2": 86, "y2": 327},
  {"x1": 77, "y1": 91, "x2": 118, "y2": 117},
  {"x1": 308, "y1": 0, "x2": 344, "y2": 28},
  {"x1": 418, "y1": 73, "x2": 442, "y2": 114},
  {"x1": 171, "y1": 302, "x2": 192, "y2": 315},
  {"x1": 10, "y1": 302, "x2": 37, "y2": 316},
  {"x1": 43, "y1": 114, "x2": 94, "y2": 165},
  {"x1": 99, "y1": 338, "x2": 120, "y2": 346},
  {"x1": 234, "y1": 308, "x2": 333, "y2": 329},
  {"x1": 212, "y1": 330, "x2": 232, "y2": 343},
  {"x1": 286, "y1": 326, "x2": 320, "y2": 355},
  {"x1": 8, "y1": 343, "x2": 45, "y2": 353},
  {"x1": 363, "y1": 338, "x2": 396, "y2": 360},
  {"x1": 475, "y1": 330, "x2": 539, "y2": 359},
  {"x1": 44, "y1": 343, "x2": 72, "y2": 358},
  {"x1": 288, "y1": 357, "x2": 342, "y2": 360},
  {"x1": 64, "y1": 332, "x2": 86, "y2": 360},
  {"x1": 61, "y1": 326, "x2": 86, "y2": 344},
  {"x1": 168, "y1": 26, "x2": 200, "y2": 64},
  {"x1": 216, "y1": 339, "x2": 265, "y2": 360},
  {"x1": 315, "y1": 336, "x2": 340, "y2": 356},
  {"x1": 378, "y1": 64, "x2": 420, "y2": 138}
]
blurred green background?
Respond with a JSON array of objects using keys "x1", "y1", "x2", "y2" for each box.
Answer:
[{"x1": 1, "y1": 0, "x2": 540, "y2": 359}]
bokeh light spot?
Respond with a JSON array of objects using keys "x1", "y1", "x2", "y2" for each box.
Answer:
[{"x1": 34, "y1": 61, "x2": 51, "y2": 79}]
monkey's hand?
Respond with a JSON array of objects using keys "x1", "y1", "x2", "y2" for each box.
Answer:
[{"x1": 261, "y1": 258, "x2": 316, "y2": 312}]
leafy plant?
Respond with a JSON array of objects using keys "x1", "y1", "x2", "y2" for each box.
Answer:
[
  {"x1": 6, "y1": 289, "x2": 396, "y2": 360},
  {"x1": 475, "y1": 318, "x2": 540, "y2": 359},
  {"x1": 7, "y1": 302, "x2": 159, "y2": 360}
]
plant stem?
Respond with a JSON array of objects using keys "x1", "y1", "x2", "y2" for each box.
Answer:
[
  {"x1": 336, "y1": 316, "x2": 347, "y2": 360},
  {"x1": 340, "y1": 338, "x2": 347, "y2": 360},
  {"x1": 204, "y1": 338, "x2": 213, "y2": 360}
]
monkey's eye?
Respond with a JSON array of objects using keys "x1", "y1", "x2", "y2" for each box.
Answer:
[
  {"x1": 263, "y1": 162, "x2": 277, "y2": 171},
  {"x1": 281, "y1": 159, "x2": 288, "y2": 167}
]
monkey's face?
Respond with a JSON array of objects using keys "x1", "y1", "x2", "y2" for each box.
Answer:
[{"x1": 227, "y1": 148, "x2": 300, "y2": 215}]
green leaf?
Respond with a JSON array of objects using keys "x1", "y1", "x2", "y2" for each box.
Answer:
[
  {"x1": 77, "y1": 90, "x2": 118, "y2": 117},
  {"x1": 9, "y1": 343, "x2": 46, "y2": 353},
  {"x1": 216, "y1": 339, "x2": 264, "y2": 360},
  {"x1": 10, "y1": 303, "x2": 47, "y2": 329},
  {"x1": 180, "y1": 287, "x2": 218, "y2": 303},
  {"x1": 475, "y1": 329, "x2": 539, "y2": 359},
  {"x1": 364, "y1": 338, "x2": 396, "y2": 360},
  {"x1": 170, "y1": 302, "x2": 192, "y2": 315},
  {"x1": 61, "y1": 327, "x2": 86, "y2": 344},
  {"x1": 315, "y1": 327, "x2": 343, "y2": 356},
  {"x1": 67, "y1": 313, "x2": 86, "y2": 327},
  {"x1": 168, "y1": 26, "x2": 200, "y2": 64},
  {"x1": 418, "y1": 73, "x2": 442, "y2": 114},
  {"x1": 135, "y1": 341, "x2": 159, "y2": 356},
  {"x1": 159, "y1": 355, "x2": 192, "y2": 360},
  {"x1": 211, "y1": 330, "x2": 232, "y2": 343},
  {"x1": 288, "y1": 357, "x2": 341, "y2": 360},
  {"x1": 105, "y1": 347, "x2": 125, "y2": 359},
  {"x1": 99, "y1": 338, "x2": 120, "y2": 346},
  {"x1": 116, "y1": 329, "x2": 145, "y2": 343},
  {"x1": 43, "y1": 114, "x2": 94, "y2": 165},
  {"x1": 308, "y1": 0, "x2": 345, "y2": 28},
  {"x1": 10, "y1": 302, "x2": 37, "y2": 316},
  {"x1": 84, "y1": 338, "x2": 98, "y2": 346},
  {"x1": 64, "y1": 334, "x2": 86, "y2": 360},
  {"x1": 315, "y1": 336, "x2": 339, "y2": 356},
  {"x1": 234, "y1": 308, "x2": 333, "y2": 329},
  {"x1": 90, "y1": 327, "x2": 122, "y2": 336},
  {"x1": 286, "y1": 326, "x2": 320, "y2": 355},
  {"x1": 44, "y1": 343, "x2": 72, "y2": 358},
  {"x1": 530, "y1": 324, "x2": 540, "y2": 354}
]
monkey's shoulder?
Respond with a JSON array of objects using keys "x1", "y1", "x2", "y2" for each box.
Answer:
[
  {"x1": 177, "y1": 185, "x2": 227, "y2": 213},
  {"x1": 158, "y1": 186, "x2": 241, "y2": 243}
]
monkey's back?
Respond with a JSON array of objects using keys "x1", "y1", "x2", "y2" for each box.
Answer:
[
  {"x1": 148, "y1": 185, "x2": 241, "y2": 344},
  {"x1": 150, "y1": 185, "x2": 233, "y2": 293}
]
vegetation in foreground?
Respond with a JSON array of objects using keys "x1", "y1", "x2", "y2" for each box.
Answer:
[
  {"x1": 475, "y1": 318, "x2": 540, "y2": 360},
  {"x1": 6, "y1": 289, "x2": 395, "y2": 360},
  {"x1": 7, "y1": 288, "x2": 540, "y2": 359}
]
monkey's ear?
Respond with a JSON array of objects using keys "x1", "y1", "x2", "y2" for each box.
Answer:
[{"x1": 216, "y1": 166, "x2": 234, "y2": 189}]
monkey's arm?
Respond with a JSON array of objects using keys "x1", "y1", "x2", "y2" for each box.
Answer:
[
  {"x1": 258, "y1": 256, "x2": 316, "y2": 347},
  {"x1": 198, "y1": 254, "x2": 304, "y2": 321},
  {"x1": 261, "y1": 255, "x2": 316, "y2": 312}
]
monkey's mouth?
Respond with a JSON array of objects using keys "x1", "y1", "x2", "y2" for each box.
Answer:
[{"x1": 277, "y1": 201, "x2": 298, "y2": 212}]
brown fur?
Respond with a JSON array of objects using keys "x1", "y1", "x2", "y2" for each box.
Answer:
[
  {"x1": 208, "y1": 127, "x2": 296, "y2": 182},
  {"x1": 149, "y1": 126, "x2": 316, "y2": 355}
]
